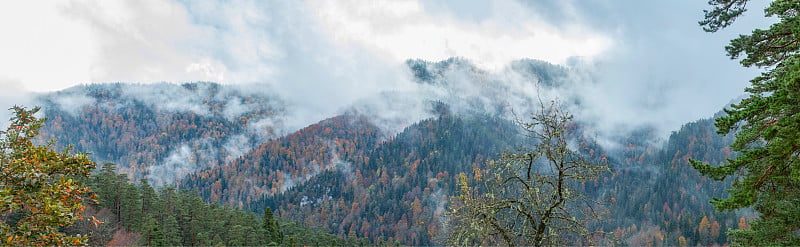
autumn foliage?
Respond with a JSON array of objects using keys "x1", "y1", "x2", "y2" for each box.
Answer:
[{"x1": 0, "y1": 106, "x2": 95, "y2": 246}]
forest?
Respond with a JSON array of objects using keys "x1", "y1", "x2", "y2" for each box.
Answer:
[
  {"x1": 73, "y1": 162, "x2": 360, "y2": 246},
  {"x1": 1, "y1": 0, "x2": 799, "y2": 246},
  {"x1": 1, "y1": 98, "x2": 748, "y2": 246}
]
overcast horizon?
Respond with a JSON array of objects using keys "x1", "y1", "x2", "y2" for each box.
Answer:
[{"x1": 0, "y1": 0, "x2": 776, "y2": 138}]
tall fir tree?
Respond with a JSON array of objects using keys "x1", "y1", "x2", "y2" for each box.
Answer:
[
  {"x1": 262, "y1": 207, "x2": 282, "y2": 245},
  {"x1": 690, "y1": 0, "x2": 800, "y2": 245},
  {"x1": 162, "y1": 215, "x2": 181, "y2": 246},
  {"x1": 139, "y1": 215, "x2": 165, "y2": 246},
  {"x1": 121, "y1": 181, "x2": 142, "y2": 232}
]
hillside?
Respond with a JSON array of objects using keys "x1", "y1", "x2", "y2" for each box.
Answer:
[
  {"x1": 181, "y1": 113, "x2": 383, "y2": 208},
  {"x1": 35, "y1": 82, "x2": 284, "y2": 186},
  {"x1": 27, "y1": 60, "x2": 748, "y2": 246},
  {"x1": 181, "y1": 110, "x2": 520, "y2": 245},
  {"x1": 179, "y1": 104, "x2": 740, "y2": 246}
]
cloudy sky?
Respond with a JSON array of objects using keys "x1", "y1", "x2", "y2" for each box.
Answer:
[{"x1": 0, "y1": 0, "x2": 773, "y2": 135}]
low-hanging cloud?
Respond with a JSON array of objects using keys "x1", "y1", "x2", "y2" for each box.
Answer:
[
  {"x1": 519, "y1": 0, "x2": 774, "y2": 140},
  {"x1": 2, "y1": 0, "x2": 613, "y2": 133},
  {"x1": 306, "y1": 0, "x2": 610, "y2": 69},
  {"x1": 0, "y1": 0, "x2": 780, "y2": 167}
]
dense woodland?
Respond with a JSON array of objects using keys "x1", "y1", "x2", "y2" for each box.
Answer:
[
  {"x1": 1, "y1": 0, "x2": 798, "y2": 246},
  {"x1": 36, "y1": 82, "x2": 282, "y2": 185},
  {"x1": 19, "y1": 62, "x2": 757, "y2": 245},
  {"x1": 181, "y1": 114, "x2": 383, "y2": 208},
  {"x1": 69, "y1": 162, "x2": 356, "y2": 246},
  {"x1": 30, "y1": 90, "x2": 748, "y2": 245}
]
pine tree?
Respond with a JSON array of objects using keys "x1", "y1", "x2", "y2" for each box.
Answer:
[
  {"x1": 120, "y1": 182, "x2": 142, "y2": 232},
  {"x1": 690, "y1": 0, "x2": 800, "y2": 245},
  {"x1": 347, "y1": 226, "x2": 358, "y2": 245},
  {"x1": 262, "y1": 207, "x2": 282, "y2": 246},
  {"x1": 162, "y1": 215, "x2": 181, "y2": 246},
  {"x1": 139, "y1": 179, "x2": 160, "y2": 233},
  {"x1": 195, "y1": 232, "x2": 209, "y2": 246},
  {"x1": 139, "y1": 215, "x2": 165, "y2": 246},
  {"x1": 0, "y1": 106, "x2": 95, "y2": 246}
]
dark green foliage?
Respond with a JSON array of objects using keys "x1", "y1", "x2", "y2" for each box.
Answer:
[
  {"x1": 692, "y1": 0, "x2": 800, "y2": 245},
  {"x1": 698, "y1": 0, "x2": 749, "y2": 32},
  {"x1": 82, "y1": 163, "x2": 346, "y2": 246},
  {"x1": 263, "y1": 207, "x2": 282, "y2": 245},
  {"x1": 140, "y1": 215, "x2": 165, "y2": 246}
]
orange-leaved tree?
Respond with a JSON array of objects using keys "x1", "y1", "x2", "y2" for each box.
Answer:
[{"x1": 0, "y1": 106, "x2": 95, "y2": 246}]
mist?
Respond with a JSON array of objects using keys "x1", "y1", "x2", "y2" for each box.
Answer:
[
  {"x1": 28, "y1": 0, "x2": 769, "y2": 141},
  {"x1": 0, "y1": 0, "x2": 779, "y2": 187}
]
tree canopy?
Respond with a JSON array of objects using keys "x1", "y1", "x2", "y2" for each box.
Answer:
[
  {"x1": 690, "y1": 0, "x2": 800, "y2": 245},
  {"x1": 448, "y1": 100, "x2": 610, "y2": 246},
  {"x1": 0, "y1": 106, "x2": 95, "y2": 246}
]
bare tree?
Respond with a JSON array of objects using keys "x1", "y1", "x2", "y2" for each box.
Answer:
[{"x1": 448, "y1": 98, "x2": 610, "y2": 246}]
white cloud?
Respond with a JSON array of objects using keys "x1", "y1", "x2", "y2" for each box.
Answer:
[
  {"x1": 307, "y1": 0, "x2": 611, "y2": 70},
  {"x1": 62, "y1": 0, "x2": 229, "y2": 84},
  {"x1": 0, "y1": 0, "x2": 773, "y2": 144},
  {"x1": 0, "y1": 1, "x2": 96, "y2": 92},
  {"x1": 0, "y1": 0, "x2": 611, "y2": 92},
  {"x1": 0, "y1": 78, "x2": 34, "y2": 129}
]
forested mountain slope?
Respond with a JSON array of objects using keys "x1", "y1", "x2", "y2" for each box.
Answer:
[
  {"x1": 184, "y1": 108, "x2": 742, "y2": 246},
  {"x1": 184, "y1": 111, "x2": 521, "y2": 245},
  {"x1": 597, "y1": 117, "x2": 741, "y2": 246},
  {"x1": 35, "y1": 82, "x2": 284, "y2": 186},
  {"x1": 32, "y1": 58, "x2": 572, "y2": 188},
  {"x1": 26, "y1": 59, "x2": 749, "y2": 246},
  {"x1": 181, "y1": 114, "x2": 383, "y2": 208}
]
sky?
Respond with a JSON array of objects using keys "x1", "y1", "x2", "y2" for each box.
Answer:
[{"x1": 0, "y1": 0, "x2": 774, "y2": 137}]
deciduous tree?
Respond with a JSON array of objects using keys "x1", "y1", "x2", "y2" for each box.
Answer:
[
  {"x1": 0, "y1": 106, "x2": 95, "y2": 246},
  {"x1": 448, "y1": 99, "x2": 610, "y2": 246}
]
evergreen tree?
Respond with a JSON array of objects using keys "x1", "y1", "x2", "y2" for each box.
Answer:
[
  {"x1": 211, "y1": 233, "x2": 224, "y2": 246},
  {"x1": 0, "y1": 106, "x2": 95, "y2": 246},
  {"x1": 195, "y1": 232, "x2": 209, "y2": 247},
  {"x1": 263, "y1": 207, "x2": 282, "y2": 245},
  {"x1": 139, "y1": 179, "x2": 160, "y2": 232},
  {"x1": 121, "y1": 181, "x2": 142, "y2": 232},
  {"x1": 139, "y1": 215, "x2": 165, "y2": 246},
  {"x1": 162, "y1": 215, "x2": 181, "y2": 246},
  {"x1": 347, "y1": 226, "x2": 358, "y2": 245},
  {"x1": 690, "y1": 0, "x2": 800, "y2": 245}
]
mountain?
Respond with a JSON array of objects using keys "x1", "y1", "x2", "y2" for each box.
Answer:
[
  {"x1": 181, "y1": 109, "x2": 521, "y2": 245},
  {"x1": 181, "y1": 113, "x2": 383, "y2": 207},
  {"x1": 28, "y1": 58, "x2": 747, "y2": 246},
  {"x1": 35, "y1": 82, "x2": 285, "y2": 186},
  {"x1": 177, "y1": 103, "x2": 739, "y2": 246},
  {"x1": 597, "y1": 117, "x2": 740, "y2": 246}
]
